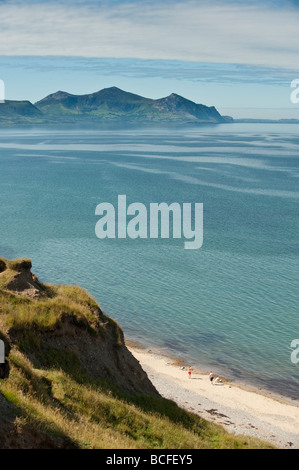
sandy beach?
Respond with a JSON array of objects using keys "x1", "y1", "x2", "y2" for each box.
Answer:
[{"x1": 127, "y1": 342, "x2": 299, "y2": 449}]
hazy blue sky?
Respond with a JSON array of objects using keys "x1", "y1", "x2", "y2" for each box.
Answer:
[{"x1": 0, "y1": 0, "x2": 298, "y2": 118}]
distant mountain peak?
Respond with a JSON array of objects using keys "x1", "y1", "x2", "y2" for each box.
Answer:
[
  {"x1": 37, "y1": 90, "x2": 73, "y2": 104},
  {"x1": 103, "y1": 86, "x2": 123, "y2": 92},
  {"x1": 90, "y1": 86, "x2": 153, "y2": 103},
  {"x1": 95, "y1": 86, "x2": 126, "y2": 95},
  {"x1": 168, "y1": 92, "x2": 183, "y2": 98},
  {"x1": 161, "y1": 93, "x2": 191, "y2": 103},
  {"x1": 151, "y1": 92, "x2": 225, "y2": 122},
  {"x1": 54, "y1": 90, "x2": 71, "y2": 96}
]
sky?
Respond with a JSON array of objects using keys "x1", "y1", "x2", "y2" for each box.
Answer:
[{"x1": 0, "y1": 0, "x2": 299, "y2": 118}]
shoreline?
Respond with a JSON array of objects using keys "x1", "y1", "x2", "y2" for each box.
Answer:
[
  {"x1": 126, "y1": 339, "x2": 299, "y2": 449},
  {"x1": 126, "y1": 338, "x2": 297, "y2": 405}
]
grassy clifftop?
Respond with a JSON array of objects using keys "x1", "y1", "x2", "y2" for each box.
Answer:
[{"x1": 0, "y1": 257, "x2": 273, "y2": 449}]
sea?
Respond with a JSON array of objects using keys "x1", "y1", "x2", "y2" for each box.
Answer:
[{"x1": 0, "y1": 123, "x2": 298, "y2": 399}]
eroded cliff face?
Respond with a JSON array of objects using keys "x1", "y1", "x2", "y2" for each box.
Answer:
[{"x1": 0, "y1": 257, "x2": 158, "y2": 395}]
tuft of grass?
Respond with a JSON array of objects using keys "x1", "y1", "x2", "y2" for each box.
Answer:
[
  {"x1": 0, "y1": 289, "x2": 101, "y2": 336},
  {"x1": 0, "y1": 269, "x2": 18, "y2": 290},
  {"x1": 7, "y1": 259, "x2": 32, "y2": 271}
]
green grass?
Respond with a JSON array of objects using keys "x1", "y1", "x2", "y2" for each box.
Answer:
[
  {"x1": 0, "y1": 257, "x2": 275, "y2": 449},
  {"x1": 0, "y1": 350, "x2": 273, "y2": 449},
  {"x1": 6, "y1": 258, "x2": 32, "y2": 271}
]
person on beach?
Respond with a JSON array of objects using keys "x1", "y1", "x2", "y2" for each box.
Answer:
[
  {"x1": 188, "y1": 366, "x2": 192, "y2": 379},
  {"x1": 210, "y1": 372, "x2": 223, "y2": 385},
  {"x1": 214, "y1": 376, "x2": 223, "y2": 385}
]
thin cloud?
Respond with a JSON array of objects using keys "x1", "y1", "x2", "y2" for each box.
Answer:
[
  {"x1": 0, "y1": 0, "x2": 298, "y2": 70},
  {"x1": 1, "y1": 56, "x2": 297, "y2": 86}
]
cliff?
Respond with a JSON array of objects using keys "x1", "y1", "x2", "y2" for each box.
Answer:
[
  {"x1": 0, "y1": 257, "x2": 270, "y2": 449},
  {"x1": 0, "y1": 257, "x2": 157, "y2": 395}
]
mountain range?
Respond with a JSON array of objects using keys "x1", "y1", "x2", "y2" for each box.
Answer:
[{"x1": 0, "y1": 87, "x2": 233, "y2": 126}]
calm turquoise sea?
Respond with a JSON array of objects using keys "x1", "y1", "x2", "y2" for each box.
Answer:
[{"x1": 0, "y1": 123, "x2": 298, "y2": 398}]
